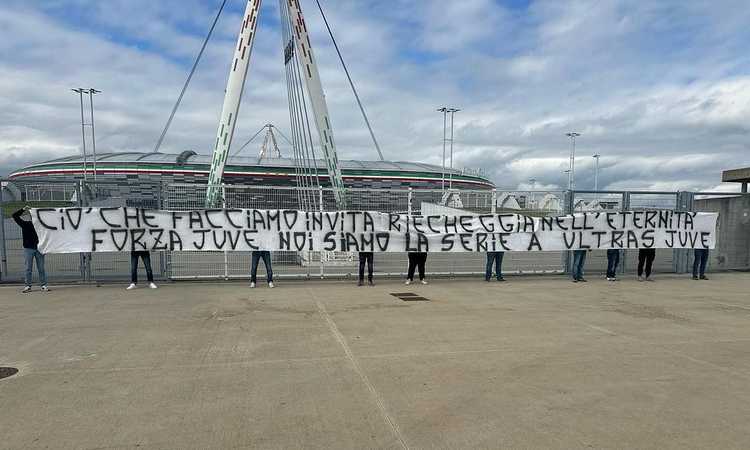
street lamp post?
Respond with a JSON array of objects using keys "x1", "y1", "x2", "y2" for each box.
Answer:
[
  {"x1": 529, "y1": 178, "x2": 537, "y2": 209},
  {"x1": 88, "y1": 89, "x2": 101, "y2": 182},
  {"x1": 447, "y1": 108, "x2": 460, "y2": 189},
  {"x1": 72, "y1": 88, "x2": 88, "y2": 181},
  {"x1": 565, "y1": 132, "x2": 581, "y2": 190},
  {"x1": 437, "y1": 107, "x2": 448, "y2": 192},
  {"x1": 72, "y1": 88, "x2": 101, "y2": 182},
  {"x1": 592, "y1": 153, "x2": 601, "y2": 192}
]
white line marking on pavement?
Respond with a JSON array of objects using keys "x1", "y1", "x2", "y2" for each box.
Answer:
[{"x1": 316, "y1": 301, "x2": 409, "y2": 450}]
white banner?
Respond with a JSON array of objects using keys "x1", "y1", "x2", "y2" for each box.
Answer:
[{"x1": 32, "y1": 208, "x2": 717, "y2": 254}]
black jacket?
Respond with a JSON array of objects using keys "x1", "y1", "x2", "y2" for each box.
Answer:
[{"x1": 12, "y1": 209, "x2": 39, "y2": 250}]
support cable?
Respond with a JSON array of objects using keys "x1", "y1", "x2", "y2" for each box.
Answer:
[
  {"x1": 230, "y1": 124, "x2": 267, "y2": 158},
  {"x1": 314, "y1": 0, "x2": 384, "y2": 161},
  {"x1": 153, "y1": 0, "x2": 228, "y2": 153}
]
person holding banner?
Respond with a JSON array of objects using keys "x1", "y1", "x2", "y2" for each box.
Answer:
[
  {"x1": 127, "y1": 251, "x2": 157, "y2": 290},
  {"x1": 572, "y1": 249, "x2": 588, "y2": 283},
  {"x1": 637, "y1": 248, "x2": 656, "y2": 281},
  {"x1": 250, "y1": 250, "x2": 274, "y2": 288},
  {"x1": 405, "y1": 252, "x2": 428, "y2": 285},
  {"x1": 485, "y1": 251, "x2": 505, "y2": 282},
  {"x1": 606, "y1": 249, "x2": 620, "y2": 281},
  {"x1": 358, "y1": 252, "x2": 374, "y2": 286},
  {"x1": 692, "y1": 248, "x2": 709, "y2": 280},
  {"x1": 13, "y1": 206, "x2": 49, "y2": 293}
]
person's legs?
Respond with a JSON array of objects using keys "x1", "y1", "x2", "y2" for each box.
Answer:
[
  {"x1": 358, "y1": 253, "x2": 366, "y2": 282},
  {"x1": 417, "y1": 253, "x2": 426, "y2": 280},
  {"x1": 645, "y1": 249, "x2": 655, "y2": 278},
  {"x1": 406, "y1": 253, "x2": 417, "y2": 281},
  {"x1": 366, "y1": 252, "x2": 373, "y2": 282},
  {"x1": 496, "y1": 252, "x2": 504, "y2": 280},
  {"x1": 130, "y1": 252, "x2": 139, "y2": 284},
  {"x1": 606, "y1": 250, "x2": 615, "y2": 278},
  {"x1": 24, "y1": 248, "x2": 34, "y2": 286},
  {"x1": 485, "y1": 252, "x2": 494, "y2": 281},
  {"x1": 637, "y1": 250, "x2": 646, "y2": 277},
  {"x1": 250, "y1": 251, "x2": 261, "y2": 283},
  {"x1": 141, "y1": 252, "x2": 154, "y2": 282},
  {"x1": 573, "y1": 250, "x2": 583, "y2": 281},
  {"x1": 699, "y1": 249, "x2": 709, "y2": 278},
  {"x1": 579, "y1": 251, "x2": 587, "y2": 280},
  {"x1": 261, "y1": 251, "x2": 273, "y2": 282},
  {"x1": 35, "y1": 251, "x2": 47, "y2": 286},
  {"x1": 692, "y1": 249, "x2": 701, "y2": 278}
]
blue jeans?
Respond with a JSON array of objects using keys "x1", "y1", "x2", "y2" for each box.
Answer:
[
  {"x1": 251, "y1": 251, "x2": 273, "y2": 283},
  {"x1": 24, "y1": 248, "x2": 47, "y2": 286},
  {"x1": 606, "y1": 249, "x2": 620, "y2": 278},
  {"x1": 572, "y1": 250, "x2": 587, "y2": 280},
  {"x1": 693, "y1": 249, "x2": 709, "y2": 277},
  {"x1": 485, "y1": 252, "x2": 504, "y2": 280}
]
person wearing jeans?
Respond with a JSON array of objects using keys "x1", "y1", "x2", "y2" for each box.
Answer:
[
  {"x1": 406, "y1": 252, "x2": 428, "y2": 285},
  {"x1": 692, "y1": 248, "x2": 709, "y2": 280},
  {"x1": 572, "y1": 249, "x2": 588, "y2": 282},
  {"x1": 358, "y1": 252, "x2": 374, "y2": 286},
  {"x1": 250, "y1": 250, "x2": 274, "y2": 288},
  {"x1": 606, "y1": 249, "x2": 620, "y2": 281},
  {"x1": 485, "y1": 251, "x2": 505, "y2": 282},
  {"x1": 128, "y1": 251, "x2": 157, "y2": 290},
  {"x1": 13, "y1": 207, "x2": 48, "y2": 293},
  {"x1": 637, "y1": 248, "x2": 656, "y2": 281}
]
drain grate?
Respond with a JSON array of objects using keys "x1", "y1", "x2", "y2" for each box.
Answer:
[
  {"x1": 390, "y1": 292, "x2": 430, "y2": 302},
  {"x1": 0, "y1": 367, "x2": 19, "y2": 380}
]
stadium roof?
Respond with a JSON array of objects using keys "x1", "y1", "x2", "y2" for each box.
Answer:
[{"x1": 36, "y1": 152, "x2": 469, "y2": 175}]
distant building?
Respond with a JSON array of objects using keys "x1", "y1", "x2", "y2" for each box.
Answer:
[{"x1": 722, "y1": 167, "x2": 750, "y2": 193}]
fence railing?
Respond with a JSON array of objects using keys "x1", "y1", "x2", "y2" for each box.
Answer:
[{"x1": 1, "y1": 179, "x2": 745, "y2": 284}]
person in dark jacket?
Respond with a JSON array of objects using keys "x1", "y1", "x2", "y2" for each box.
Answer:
[
  {"x1": 358, "y1": 252, "x2": 374, "y2": 286},
  {"x1": 406, "y1": 252, "x2": 428, "y2": 285},
  {"x1": 13, "y1": 207, "x2": 48, "y2": 293},
  {"x1": 637, "y1": 248, "x2": 656, "y2": 281},
  {"x1": 692, "y1": 248, "x2": 709, "y2": 280},
  {"x1": 606, "y1": 249, "x2": 620, "y2": 281},
  {"x1": 127, "y1": 251, "x2": 157, "y2": 290},
  {"x1": 485, "y1": 251, "x2": 505, "y2": 282}
]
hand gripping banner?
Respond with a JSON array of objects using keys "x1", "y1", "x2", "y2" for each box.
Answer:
[{"x1": 32, "y1": 208, "x2": 717, "y2": 254}]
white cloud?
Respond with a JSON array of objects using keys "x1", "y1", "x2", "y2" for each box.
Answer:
[{"x1": 1, "y1": 0, "x2": 749, "y2": 195}]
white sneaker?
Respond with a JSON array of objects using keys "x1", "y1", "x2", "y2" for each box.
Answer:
[
  {"x1": 126, "y1": 283, "x2": 137, "y2": 290},
  {"x1": 405, "y1": 280, "x2": 411, "y2": 285},
  {"x1": 250, "y1": 282, "x2": 256, "y2": 288},
  {"x1": 22, "y1": 286, "x2": 31, "y2": 293},
  {"x1": 637, "y1": 276, "x2": 644, "y2": 282},
  {"x1": 268, "y1": 282, "x2": 275, "y2": 288},
  {"x1": 41, "y1": 285, "x2": 50, "y2": 292},
  {"x1": 421, "y1": 280, "x2": 428, "y2": 285},
  {"x1": 149, "y1": 282, "x2": 158, "y2": 289}
]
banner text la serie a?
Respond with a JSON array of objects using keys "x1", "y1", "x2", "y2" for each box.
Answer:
[{"x1": 32, "y1": 208, "x2": 717, "y2": 254}]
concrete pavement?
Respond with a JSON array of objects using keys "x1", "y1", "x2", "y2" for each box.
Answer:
[{"x1": 2, "y1": 273, "x2": 750, "y2": 449}]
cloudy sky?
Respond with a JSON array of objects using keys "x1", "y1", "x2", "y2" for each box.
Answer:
[{"x1": 1, "y1": 0, "x2": 748, "y2": 191}]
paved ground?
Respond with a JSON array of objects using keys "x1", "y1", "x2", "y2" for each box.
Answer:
[{"x1": 1, "y1": 273, "x2": 750, "y2": 449}]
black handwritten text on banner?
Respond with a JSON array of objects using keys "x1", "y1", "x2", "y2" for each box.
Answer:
[{"x1": 31, "y1": 208, "x2": 717, "y2": 254}]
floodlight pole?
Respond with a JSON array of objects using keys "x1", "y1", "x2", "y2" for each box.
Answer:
[
  {"x1": 566, "y1": 132, "x2": 580, "y2": 190},
  {"x1": 438, "y1": 107, "x2": 448, "y2": 192},
  {"x1": 448, "y1": 108, "x2": 460, "y2": 189},
  {"x1": 592, "y1": 153, "x2": 600, "y2": 192},
  {"x1": 88, "y1": 89, "x2": 101, "y2": 182},
  {"x1": 72, "y1": 89, "x2": 89, "y2": 181}
]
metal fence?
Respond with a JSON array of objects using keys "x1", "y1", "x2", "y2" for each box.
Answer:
[{"x1": 0, "y1": 179, "x2": 744, "y2": 284}]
